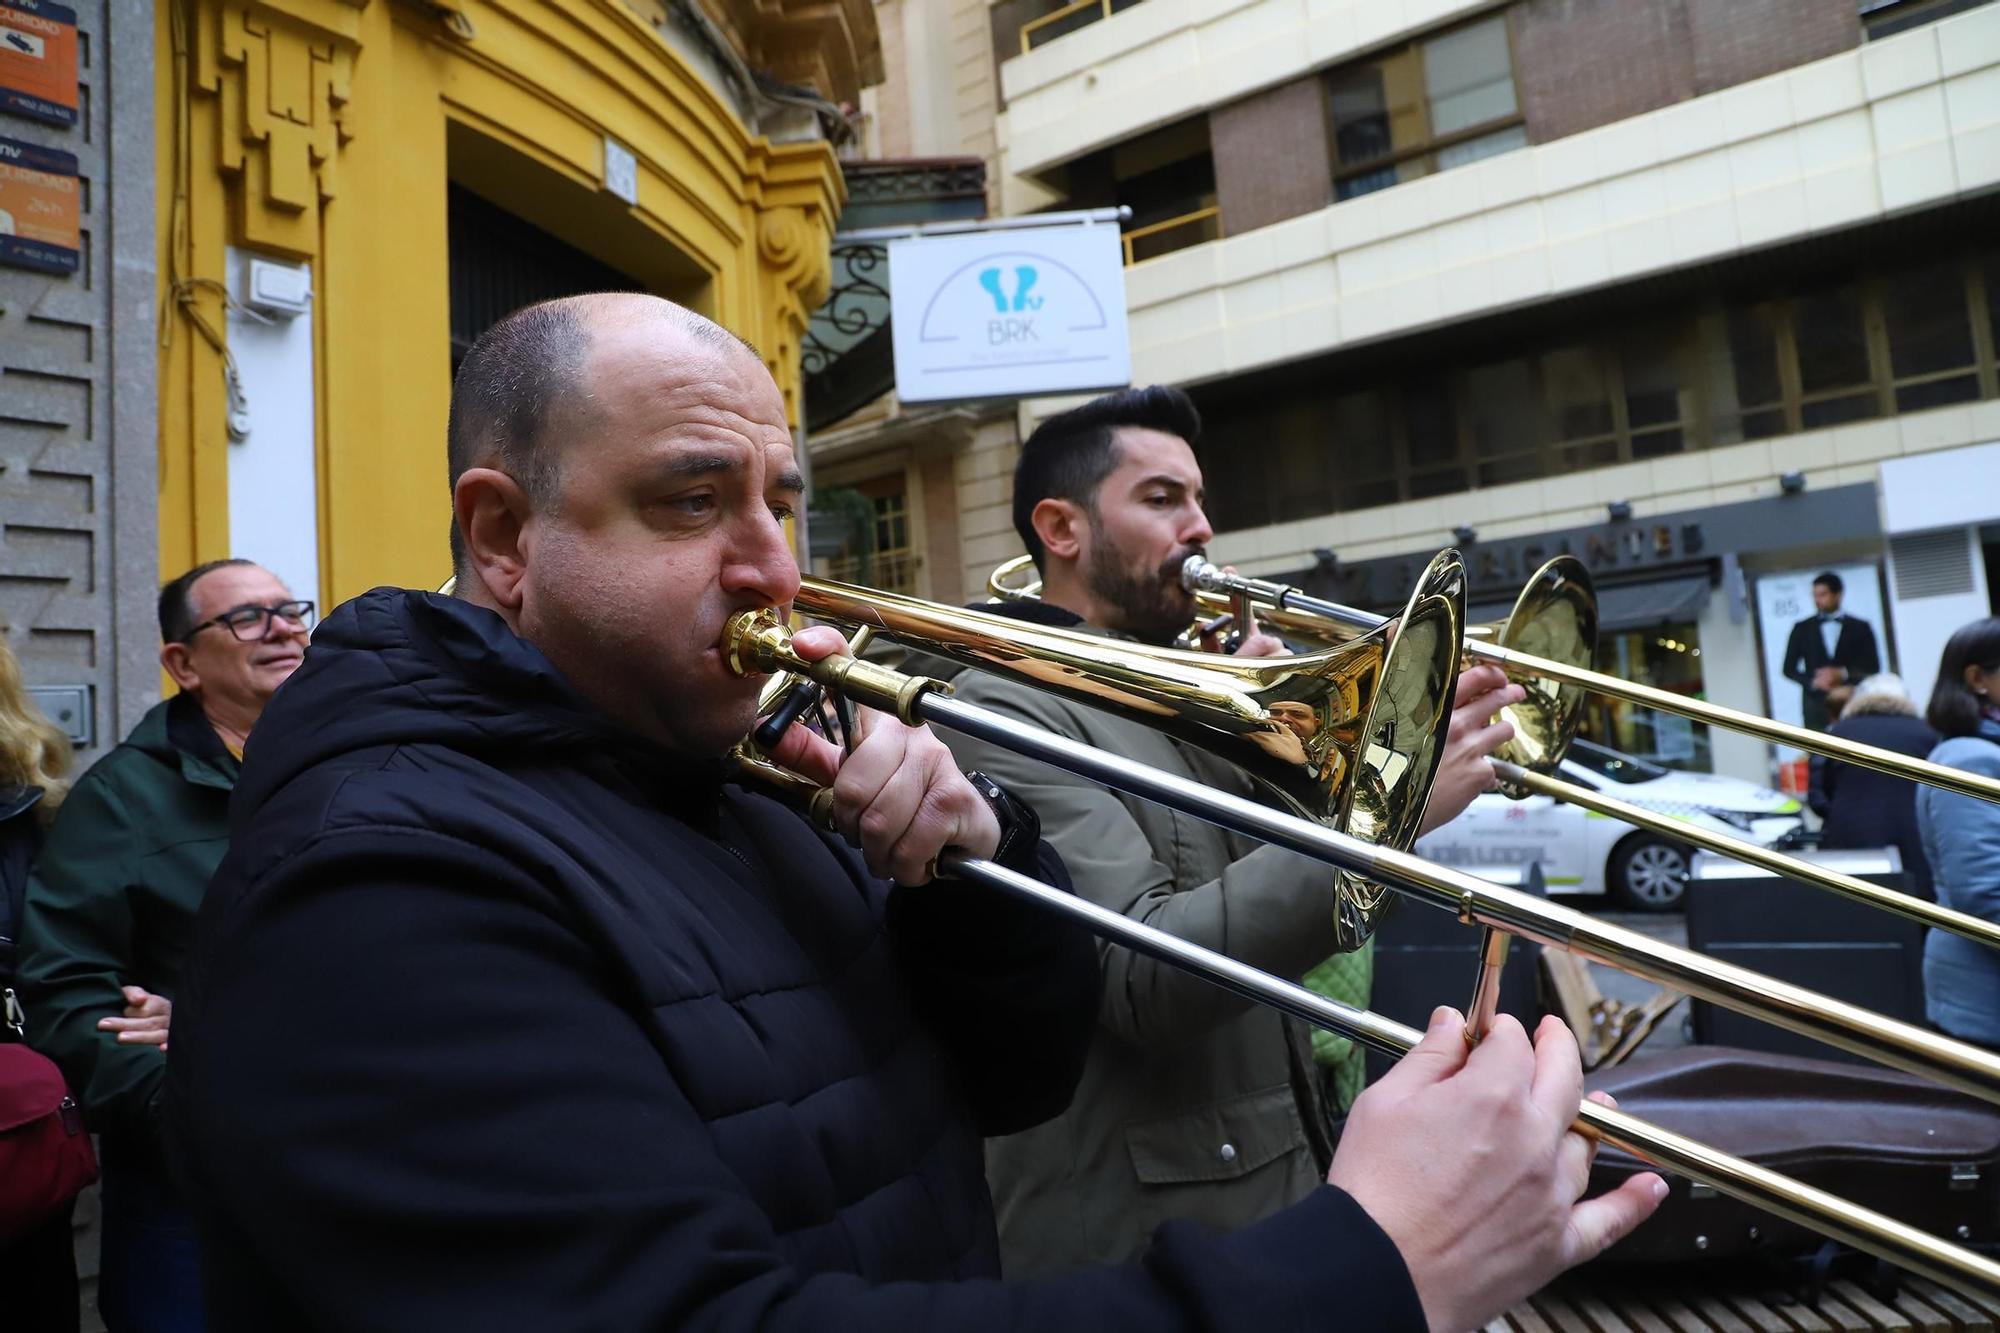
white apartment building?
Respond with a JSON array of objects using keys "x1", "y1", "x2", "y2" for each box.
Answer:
[{"x1": 814, "y1": 0, "x2": 2000, "y2": 787}]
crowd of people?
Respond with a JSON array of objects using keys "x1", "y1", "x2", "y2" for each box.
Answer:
[{"x1": 0, "y1": 293, "x2": 1992, "y2": 1330}]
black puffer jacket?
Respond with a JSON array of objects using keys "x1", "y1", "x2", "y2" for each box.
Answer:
[{"x1": 168, "y1": 589, "x2": 1421, "y2": 1332}]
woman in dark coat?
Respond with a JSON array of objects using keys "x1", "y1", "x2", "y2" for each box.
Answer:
[
  {"x1": 0, "y1": 637, "x2": 81, "y2": 1332},
  {"x1": 1807, "y1": 673, "x2": 1938, "y2": 900}
]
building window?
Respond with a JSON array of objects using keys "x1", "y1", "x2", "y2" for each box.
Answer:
[
  {"x1": 1189, "y1": 244, "x2": 2000, "y2": 534},
  {"x1": 1862, "y1": 0, "x2": 1997, "y2": 40},
  {"x1": 1004, "y1": 0, "x2": 1150, "y2": 57},
  {"x1": 1881, "y1": 259, "x2": 1982, "y2": 412},
  {"x1": 822, "y1": 477, "x2": 921, "y2": 596},
  {"x1": 1325, "y1": 15, "x2": 1526, "y2": 203},
  {"x1": 1049, "y1": 116, "x2": 1220, "y2": 264},
  {"x1": 1793, "y1": 283, "x2": 1879, "y2": 429},
  {"x1": 1717, "y1": 304, "x2": 1789, "y2": 444}
]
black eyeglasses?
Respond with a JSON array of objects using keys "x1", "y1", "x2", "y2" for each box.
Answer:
[{"x1": 183, "y1": 600, "x2": 316, "y2": 643}]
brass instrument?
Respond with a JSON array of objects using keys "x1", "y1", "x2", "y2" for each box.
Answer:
[
  {"x1": 765, "y1": 553, "x2": 1468, "y2": 952},
  {"x1": 722, "y1": 610, "x2": 2000, "y2": 1301},
  {"x1": 1169, "y1": 555, "x2": 2000, "y2": 807},
  {"x1": 732, "y1": 587, "x2": 2000, "y2": 1096},
  {"x1": 988, "y1": 554, "x2": 2000, "y2": 950}
]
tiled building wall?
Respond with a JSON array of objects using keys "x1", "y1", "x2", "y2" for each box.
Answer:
[
  {"x1": 0, "y1": 0, "x2": 157, "y2": 762},
  {"x1": 953, "y1": 417, "x2": 1025, "y2": 605}
]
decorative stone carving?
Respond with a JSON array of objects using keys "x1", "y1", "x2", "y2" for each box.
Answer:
[{"x1": 192, "y1": 0, "x2": 362, "y2": 258}]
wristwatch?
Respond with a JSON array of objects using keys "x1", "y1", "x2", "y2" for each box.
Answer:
[{"x1": 961, "y1": 770, "x2": 1040, "y2": 872}]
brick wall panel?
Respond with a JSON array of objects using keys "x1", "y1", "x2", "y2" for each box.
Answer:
[
  {"x1": 1510, "y1": 0, "x2": 1696, "y2": 143},
  {"x1": 1686, "y1": 0, "x2": 1857, "y2": 95},
  {"x1": 1211, "y1": 78, "x2": 1333, "y2": 237},
  {"x1": 1512, "y1": 0, "x2": 1860, "y2": 145}
]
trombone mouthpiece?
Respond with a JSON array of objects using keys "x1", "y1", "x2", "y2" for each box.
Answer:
[{"x1": 1181, "y1": 555, "x2": 1222, "y2": 593}]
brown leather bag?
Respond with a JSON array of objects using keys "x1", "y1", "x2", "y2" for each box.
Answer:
[{"x1": 1583, "y1": 1046, "x2": 2000, "y2": 1265}]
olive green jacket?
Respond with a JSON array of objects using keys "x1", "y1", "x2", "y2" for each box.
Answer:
[
  {"x1": 19, "y1": 694, "x2": 237, "y2": 1157},
  {"x1": 922, "y1": 622, "x2": 1349, "y2": 1276}
]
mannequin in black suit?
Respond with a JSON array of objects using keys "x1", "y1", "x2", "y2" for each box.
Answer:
[{"x1": 1782, "y1": 571, "x2": 1881, "y2": 732}]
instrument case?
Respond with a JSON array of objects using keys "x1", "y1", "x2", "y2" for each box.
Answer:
[{"x1": 1584, "y1": 1046, "x2": 2000, "y2": 1266}]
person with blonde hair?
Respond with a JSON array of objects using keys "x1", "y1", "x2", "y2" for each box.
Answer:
[
  {"x1": 0, "y1": 634, "x2": 86, "y2": 1332},
  {"x1": 1807, "y1": 671, "x2": 1937, "y2": 899}
]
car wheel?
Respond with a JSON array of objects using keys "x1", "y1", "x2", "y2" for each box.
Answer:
[{"x1": 1609, "y1": 834, "x2": 1691, "y2": 911}]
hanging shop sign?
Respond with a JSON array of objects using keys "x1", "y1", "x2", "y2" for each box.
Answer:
[
  {"x1": 0, "y1": 132, "x2": 79, "y2": 273},
  {"x1": 0, "y1": 0, "x2": 78, "y2": 128},
  {"x1": 889, "y1": 221, "x2": 1131, "y2": 403}
]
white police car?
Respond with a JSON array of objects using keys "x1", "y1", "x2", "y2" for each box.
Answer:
[{"x1": 1414, "y1": 739, "x2": 1805, "y2": 911}]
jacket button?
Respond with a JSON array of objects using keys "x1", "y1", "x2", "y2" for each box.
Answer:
[{"x1": 1219, "y1": 1143, "x2": 1237, "y2": 1163}]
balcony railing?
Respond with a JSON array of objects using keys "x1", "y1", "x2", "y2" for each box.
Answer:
[
  {"x1": 1123, "y1": 206, "x2": 1222, "y2": 265},
  {"x1": 1020, "y1": 0, "x2": 1146, "y2": 54}
]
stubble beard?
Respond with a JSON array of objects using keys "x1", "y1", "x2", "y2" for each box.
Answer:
[{"x1": 1083, "y1": 532, "x2": 1202, "y2": 647}]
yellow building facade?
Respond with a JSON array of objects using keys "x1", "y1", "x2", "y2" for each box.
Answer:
[{"x1": 155, "y1": 0, "x2": 865, "y2": 604}]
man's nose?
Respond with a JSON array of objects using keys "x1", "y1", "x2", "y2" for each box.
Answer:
[
  {"x1": 721, "y1": 512, "x2": 801, "y2": 608},
  {"x1": 1183, "y1": 507, "x2": 1214, "y2": 549}
]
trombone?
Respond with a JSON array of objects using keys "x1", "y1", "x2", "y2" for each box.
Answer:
[
  {"x1": 763, "y1": 550, "x2": 1474, "y2": 953},
  {"x1": 733, "y1": 585, "x2": 2000, "y2": 1103},
  {"x1": 988, "y1": 553, "x2": 2000, "y2": 951},
  {"x1": 1169, "y1": 554, "x2": 2000, "y2": 807},
  {"x1": 723, "y1": 609, "x2": 2000, "y2": 1301}
]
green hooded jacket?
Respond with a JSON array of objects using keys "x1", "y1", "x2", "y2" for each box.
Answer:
[
  {"x1": 19, "y1": 693, "x2": 237, "y2": 1155},
  {"x1": 910, "y1": 615, "x2": 1365, "y2": 1276}
]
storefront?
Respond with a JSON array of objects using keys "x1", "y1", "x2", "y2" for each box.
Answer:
[{"x1": 1284, "y1": 485, "x2": 1888, "y2": 785}]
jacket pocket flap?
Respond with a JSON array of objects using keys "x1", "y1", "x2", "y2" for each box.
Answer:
[{"x1": 1124, "y1": 1084, "x2": 1307, "y2": 1186}]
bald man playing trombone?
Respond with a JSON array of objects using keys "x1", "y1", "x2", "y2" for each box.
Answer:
[{"x1": 168, "y1": 294, "x2": 1660, "y2": 1332}]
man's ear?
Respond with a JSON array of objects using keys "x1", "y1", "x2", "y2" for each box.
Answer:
[
  {"x1": 160, "y1": 641, "x2": 201, "y2": 694},
  {"x1": 1031, "y1": 497, "x2": 1087, "y2": 565},
  {"x1": 455, "y1": 467, "x2": 535, "y2": 611}
]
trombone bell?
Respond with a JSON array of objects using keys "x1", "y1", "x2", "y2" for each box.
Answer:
[
  {"x1": 782, "y1": 551, "x2": 1470, "y2": 951},
  {"x1": 1487, "y1": 556, "x2": 1597, "y2": 797}
]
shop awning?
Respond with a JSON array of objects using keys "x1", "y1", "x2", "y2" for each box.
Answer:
[{"x1": 1468, "y1": 573, "x2": 1711, "y2": 633}]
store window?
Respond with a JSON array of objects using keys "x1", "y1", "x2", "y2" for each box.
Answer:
[
  {"x1": 1580, "y1": 623, "x2": 1712, "y2": 772},
  {"x1": 1325, "y1": 15, "x2": 1526, "y2": 203}
]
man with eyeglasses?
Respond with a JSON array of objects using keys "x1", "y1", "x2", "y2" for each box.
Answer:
[{"x1": 19, "y1": 558, "x2": 309, "y2": 1333}]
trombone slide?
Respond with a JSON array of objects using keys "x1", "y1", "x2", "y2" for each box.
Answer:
[
  {"x1": 1490, "y1": 760, "x2": 2000, "y2": 950},
  {"x1": 729, "y1": 746, "x2": 2000, "y2": 1300}
]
